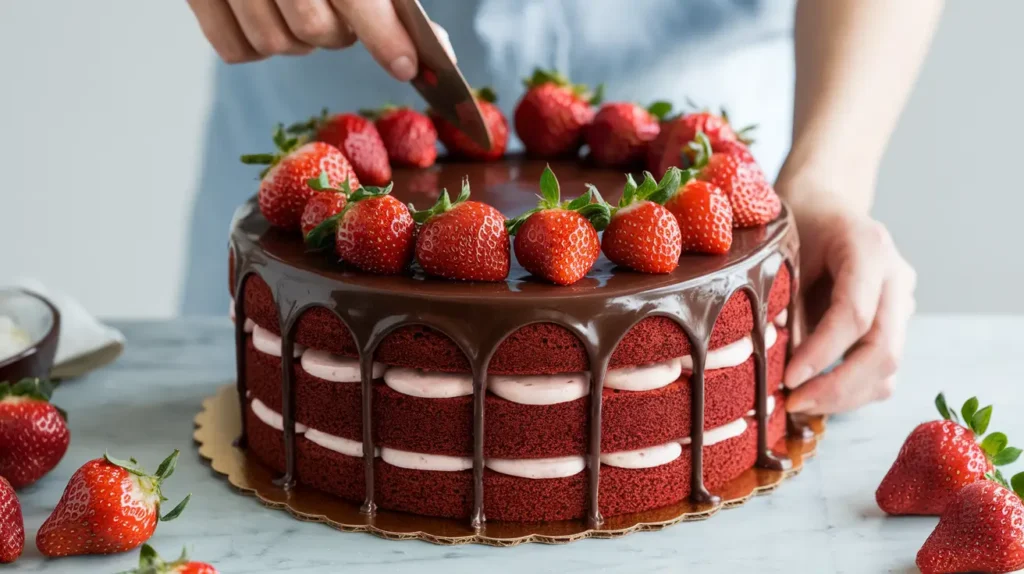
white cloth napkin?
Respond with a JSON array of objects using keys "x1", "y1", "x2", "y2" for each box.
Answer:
[{"x1": 14, "y1": 278, "x2": 125, "y2": 380}]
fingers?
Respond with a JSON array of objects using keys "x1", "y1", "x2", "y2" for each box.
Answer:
[
  {"x1": 788, "y1": 252, "x2": 917, "y2": 414},
  {"x1": 784, "y1": 223, "x2": 888, "y2": 389},
  {"x1": 330, "y1": 0, "x2": 419, "y2": 81},
  {"x1": 275, "y1": 0, "x2": 355, "y2": 49},
  {"x1": 228, "y1": 0, "x2": 313, "y2": 57},
  {"x1": 187, "y1": 0, "x2": 261, "y2": 64}
]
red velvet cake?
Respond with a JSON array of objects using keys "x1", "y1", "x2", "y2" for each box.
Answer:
[{"x1": 228, "y1": 157, "x2": 799, "y2": 529}]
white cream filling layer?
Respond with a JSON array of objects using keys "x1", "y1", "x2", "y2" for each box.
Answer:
[
  {"x1": 489, "y1": 373, "x2": 590, "y2": 405},
  {"x1": 679, "y1": 323, "x2": 779, "y2": 372},
  {"x1": 228, "y1": 299, "x2": 256, "y2": 333},
  {"x1": 384, "y1": 368, "x2": 473, "y2": 398},
  {"x1": 305, "y1": 428, "x2": 376, "y2": 457},
  {"x1": 302, "y1": 349, "x2": 385, "y2": 383},
  {"x1": 679, "y1": 417, "x2": 747, "y2": 446},
  {"x1": 251, "y1": 398, "x2": 307, "y2": 433},
  {"x1": 486, "y1": 455, "x2": 586, "y2": 479},
  {"x1": 381, "y1": 448, "x2": 473, "y2": 472},
  {"x1": 252, "y1": 325, "x2": 305, "y2": 358},
  {"x1": 747, "y1": 395, "x2": 777, "y2": 417},
  {"x1": 605, "y1": 358, "x2": 682, "y2": 392},
  {"x1": 601, "y1": 441, "x2": 682, "y2": 469},
  {"x1": 774, "y1": 309, "x2": 788, "y2": 328}
]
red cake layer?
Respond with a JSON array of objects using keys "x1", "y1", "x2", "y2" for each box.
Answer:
[
  {"x1": 245, "y1": 329, "x2": 787, "y2": 457},
  {"x1": 245, "y1": 395, "x2": 787, "y2": 522},
  {"x1": 238, "y1": 264, "x2": 791, "y2": 375}
]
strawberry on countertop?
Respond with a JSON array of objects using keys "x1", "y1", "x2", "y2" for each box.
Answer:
[
  {"x1": 0, "y1": 378, "x2": 70, "y2": 489},
  {"x1": 505, "y1": 165, "x2": 611, "y2": 286},
  {"x1": 411, "y1": 178, "x2": 510, "y2": 281},
  {"x1": 288, "y1": 110, "x2": 392, "y2": 187},
  {"x1": 876, "y1": 393, "x2": 1019, "y2": 516},
  {"x1": 36, "y1": 450, "x2": 190, "y2": 557},
  {"x1": 514, "y1": 68, "x2": 602, "y2": 158},
  {"x1": 241, "y1": 125, "x2": 360, "y2": 230},
  {"x1": 917, "y1": 473, "x2": 1024, "y2": 574},
  {"x1": 601, "y1": 169, "x2": 683, "y2": 274},
  {"x1": 0, "y1": 477, "x2": 23, "y2": 564},
  {"x1": 126, "y1": 544, "x2": 220, "y2": 574},
  {"x1": 430, "y1": 87, "x2": 509, "y2": 161},
  {"x1": 665, "y1": 177, "x2": 734, "y2": 255},
  {"x1": 691, "y1": 132, "x2": 780, "y2": 228},
  {"x1": 586, "y1": 101, "x2": 671, "y2": 168},
  {"x1": 304, "y1": 176, "x2": 416, "y2": 275},
  {"x1": 364, "y1": 106, "x2": 438, "y2": 168}
]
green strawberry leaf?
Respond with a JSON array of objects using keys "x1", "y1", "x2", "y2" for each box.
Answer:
[
  {"x1": 564, "y1": 189, "x2": 593, "y2": 212},
  {"x1": 456, "y1": 177, "x2": 471, "y2": 204},
  {"x1": 475, "y1": 86, "x2": 498, "y2": 103},
  {"x1": 691, "y1": 131, "x2": 713, "y2": 169},
  {"x1": 239, "y1": 153, "x2": 276, "y2": 165},
  {"x1": 972, "y1": 405, "x2": 993, "y2": 435},
  {"x1": 578, "y1": 202, "x2": 611, "y2": 232},
  {"x1": 647, "y1": 101, "x2": 673, "y2": 120},
  {"x1": 961, "y1": 397, "x2": 980, "y2": 429},
  {"x1": 159, "y1": 493, "x2": 191, "y2": 522},
  {"x1": 305, "y1": 212, "x2": 343, "y2": 250},
  {"x1": 620, "y1": 174, "x2": 639, "y2": 208},
  {"x1": 349, "y1": 182, "x2": 394, "y2": 203},
  {"x1": 736, "y1": 123, "x2": 759, "y2": 145},
  {"x1": 635, "y1": 172, "x2": 659, "y2": 200},
  {"x1": 505, "y1": 209, "x2": 540, "y2": 236},
  {"x1": 104, "y1": 452, "x2": 147, "y2": 476},
  {"x1": 588, "y1": 83, "x2": 605, "y2": 106},
  {"x1": 307, "y1": 171, "x2": 335, "y2": 192},
  {"x1": 935, "y1": 393, "x2": 953, "y2": 422},
  {"x1": 1012, "y1": 472, "x2": 1024, "y2": 499},
  {"x1": 539, "y1": 165, "x2": 561, "y2": 207},
  {"x1": 993, "y1": 447, "x2": 1023, "y2": 467},
  {"x1": 982, "y1": 432, "x2": 1009, "y2": 457},
  {"x1": 154, "y1": 449, "x2": 180, "y2": 482},
  {"x1": 988, "y1": 469, "x2": 1010, "y2": 489}
]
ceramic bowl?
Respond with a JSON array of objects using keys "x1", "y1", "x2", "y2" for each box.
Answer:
[{"x1": 0, "y1": 289, "x2": 61, "y2": 382}]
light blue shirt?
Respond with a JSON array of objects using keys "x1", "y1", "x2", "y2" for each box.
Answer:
[{"x1": 181, "y1": 0, "x2": 796, "y2": 315}]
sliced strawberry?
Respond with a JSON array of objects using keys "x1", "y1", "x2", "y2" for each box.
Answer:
[
  {"x1": 506, "y1": 165, "x2": 610, "y2": 285},
  {"x1": 917, "y1": 474, "x2": 1024, "y2": 573},
  {"x1": 586, "y1": 101, "x2": 670, "y2": 168},
  {"x1": 241, "y1": 125, "x2": 359, "y2": 230},
  {"x1": 0, "y1": 378, "x2": 69, "y2": 489},
  {"x1": 601, "y1": 169, "x2": 683, "y2": 274},
  {"x1": 365, "y1": 107, "x2": 438, "y2": 168},
  {"x1": 0, "y1": 477, "x2": 23, "y2": 564},
  {"x1": 876, "y1": 393, "x2": 1019, "y2": 516},
  {"x1": 665, "y1": 179, "x2": 734, "y2": 255},
  {"x1": 411, "y1": 178, "x2": 509, "y2": 281},
  {"x1": 514, "y1": 69, "x2": 601, "y2": 158},
  {"x1": 430, "y1": 87, "x2": 509, "y2": 161},
  {"x1": 287, "y1": 110, "x2": 392, "y2": 186},
  {"x1": 37, "y1": 450, "x2": 190, "y2": 557}
]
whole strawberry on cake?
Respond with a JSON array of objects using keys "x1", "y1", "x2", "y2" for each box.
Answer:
[{"x1": 230, "y1": 76, "x2": 795, "y2": 530}]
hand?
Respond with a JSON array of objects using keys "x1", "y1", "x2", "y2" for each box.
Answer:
[
  {"x1": 779, "y1": 176, "x2": 917, "y2": 415},
  {"x1": 186, "y1": 0, "x2": 454, "y2": 80}
]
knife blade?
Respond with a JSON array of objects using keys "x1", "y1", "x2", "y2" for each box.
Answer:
[{"x1": 392, "y1": 0, "x2": 493, "y2": 151}]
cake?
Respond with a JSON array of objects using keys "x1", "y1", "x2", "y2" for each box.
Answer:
[{"x1": 227, "y1": 157, "x2": 799, "y2": 528}]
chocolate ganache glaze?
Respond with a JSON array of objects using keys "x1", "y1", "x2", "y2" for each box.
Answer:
[{"x1": 230, "y1": 156, "x2": 800, "y2": 529}]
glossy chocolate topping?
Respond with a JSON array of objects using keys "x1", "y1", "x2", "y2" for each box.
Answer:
[{"x1": 230, "y1": 156, "x2": 800, "y2": 529}]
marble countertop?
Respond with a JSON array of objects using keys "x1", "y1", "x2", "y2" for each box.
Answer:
[{"x1": 6, "y1": 315, "x2": 1022, "y2": 573}]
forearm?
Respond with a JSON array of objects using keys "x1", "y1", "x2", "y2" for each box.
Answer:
[{"x1": 779, "y1": 0, "x2": 943, "y2": 214}]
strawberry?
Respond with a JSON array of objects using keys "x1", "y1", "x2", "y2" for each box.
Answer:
[
  {"x1": 505, "y1": 165, "x2": 610, "y2": 285},
  {"x1": 710, "y1": 138, "x2": 757, "y2": 165},
  {"x1": 514, "y1": 68, "x2": 601, "y2": 158},
  {"x1": 917, "y1": 474, "x2": 1024, "y2": 574},
  {"x1": 411, "y1": 178, "x2": 510, "y2": 281},
  {"x1": 601, "y1": 169, "x2": 683, "y2": 274},
  {"x1": 690, "y1": 133, "x2": 780, "y2": 227},
  {"x1": 36, "y1": 450, "x2": 190, "y2": 557},
  {"x1": 127, "y1": 544, "x2": 220, "y2": 574},
  {"x1": 665, "y1": 177, "x2": 734, "y2": 255},
  {"x1": 241, "y1": 125, "x2": 360, "y2": 230},
  {"x1": 645, "y1": 107, "x2": 755, "y2": 177},
  {"x1": 287, "y1": 110, "x2": 392, "y2": 187},
  {"x1": 364, "y1": 106, "x2": 438, "y2": 168},
  {"x1": 586, "y1": 101, "x2": 671, "y2": 168},
  {"x1": 300, "y1": 172, "x2": 348, "y2": 238},
  {"x1": 876, "y1": 393, "x2": 1019, "y2": 516},
  {"x1": 430, "y1": 87, "x2": 509, "y2": 161},
  {"x1": 0, "y1": 378, "x2": 70, "y2": 489},
  {"x1": 0, "y1": 477, "x2": 23, "y2": 564}
]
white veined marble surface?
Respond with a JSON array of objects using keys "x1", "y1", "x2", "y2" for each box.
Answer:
[{"x1": 7, "y1": 315, "x2": 1022, "y2": 573}]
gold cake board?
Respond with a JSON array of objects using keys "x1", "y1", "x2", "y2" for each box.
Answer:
[{"x1": 193, "y1": 383, "x2": 825, "y2": 546}]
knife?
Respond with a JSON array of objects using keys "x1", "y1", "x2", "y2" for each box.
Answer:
[{"x1": 392, "y1": 0, "x2": 493, "y2": 151}]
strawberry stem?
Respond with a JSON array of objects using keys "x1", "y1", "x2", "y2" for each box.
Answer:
[
  {"x1": 410, "y1": 177, "x2": 471, "y2": 224},
  {"x1": 505, "y1": 165, "x2": 610, "y2": 235}
]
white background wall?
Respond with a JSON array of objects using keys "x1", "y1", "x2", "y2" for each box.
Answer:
[{"x1": 0, "y1": 1, "x2": 1021, "y2": 318}]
